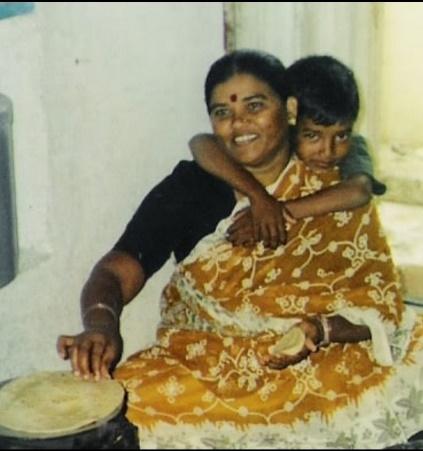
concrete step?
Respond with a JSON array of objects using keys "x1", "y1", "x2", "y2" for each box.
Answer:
[
  {"x1": 378, "y1": 146, "x2": 423, "y2": 206},
  {"x1": 378, "y1": 201, "x2": 423, "y2": 305}
]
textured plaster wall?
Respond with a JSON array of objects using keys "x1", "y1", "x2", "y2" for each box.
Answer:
[{"x1": 0, "y1": 2, "x2": 224, "y2": 381}]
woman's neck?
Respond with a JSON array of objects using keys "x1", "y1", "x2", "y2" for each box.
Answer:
[{"x1": 246, "y1": 146, "x2": 290, "y2": 187}]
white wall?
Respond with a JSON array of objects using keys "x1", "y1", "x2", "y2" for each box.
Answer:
[
  {"x1": 0, "y1": 2, "x2": 224, "y2": 381},
  {"x1": 379, "y1": 3, "x2": 423, "y2": 150}
]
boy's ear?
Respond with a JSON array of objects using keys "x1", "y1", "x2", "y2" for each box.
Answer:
[{"x1": 287, "y1": 97, "x2": 298, "y2": 126}]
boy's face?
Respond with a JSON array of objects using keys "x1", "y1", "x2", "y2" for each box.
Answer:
[{"x1": 295, "y1": 118, "x2": 352, "y2": 172}]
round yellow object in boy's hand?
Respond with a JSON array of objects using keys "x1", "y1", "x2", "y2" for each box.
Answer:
[{"x1": 269, "y1": 327, "x2": 306, "y2": 356}]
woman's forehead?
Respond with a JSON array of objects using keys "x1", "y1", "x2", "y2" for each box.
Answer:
[{"x1": 210, "y1": 73, "x2": 279, "y2": 103}]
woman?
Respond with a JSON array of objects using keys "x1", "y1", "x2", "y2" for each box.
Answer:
[{"x1": 58, "y1": 50, "x2": 423, "y2": 449}]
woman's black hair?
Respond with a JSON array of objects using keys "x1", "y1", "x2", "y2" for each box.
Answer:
[
  {"x1": 286, "y1": 55, "x2": 359, "y2": 125},
  {"x1": 205, "y1": 49, "x2": 287, "y2": 114}
]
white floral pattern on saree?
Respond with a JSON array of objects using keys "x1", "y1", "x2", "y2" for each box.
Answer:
[{"x1": 115, "y1": 160, "x2": 423, "y2": 449}]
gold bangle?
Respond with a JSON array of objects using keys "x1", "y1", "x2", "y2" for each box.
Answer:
[{"x1": 82, "y1": 302, "x2": 118, "y2": 323}]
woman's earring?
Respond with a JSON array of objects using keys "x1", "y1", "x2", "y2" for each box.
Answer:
[{"x1": 288, "y1": 115, "x2": 296, "y2": 126}]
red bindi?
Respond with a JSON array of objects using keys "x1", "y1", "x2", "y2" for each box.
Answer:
[{"x1": 230, "y1": 94, "x2": 237, "y2": 102}]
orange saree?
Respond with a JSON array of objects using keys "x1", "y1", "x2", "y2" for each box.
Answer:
[{"x1": 115, "y1": 159, "x2": 423, "y2": 449}]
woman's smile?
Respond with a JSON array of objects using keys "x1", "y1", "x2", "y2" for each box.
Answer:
[{"x1": 233, "y1": 133, "x2": 259, "y2": 145}]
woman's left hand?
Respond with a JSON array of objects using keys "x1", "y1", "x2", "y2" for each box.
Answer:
[
  {"x1": 263, "y1": 346, "x2": 311, "y2": 370},
  {"x1": 263, "y1": 319, "x2": 322, "y2": 370}
]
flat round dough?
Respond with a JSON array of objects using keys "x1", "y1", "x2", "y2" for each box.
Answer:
[
  {"x1": 0, "y1": 371, "x2": 124, "y2": 438},
  {"x1": 269, "y1": 327, "x2": 306, "y2": 356}
]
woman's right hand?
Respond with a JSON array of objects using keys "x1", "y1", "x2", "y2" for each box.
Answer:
[{"x1": 57, "y1": 328, "x2": 123, "y2": 380}]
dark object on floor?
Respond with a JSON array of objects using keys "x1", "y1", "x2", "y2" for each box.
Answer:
[
  {"x1": 0, "y1": 411, "x2": 139, "y2": 450},
  {"x1": 386, "y1": 431, "x2": 423, "y2": 450}
]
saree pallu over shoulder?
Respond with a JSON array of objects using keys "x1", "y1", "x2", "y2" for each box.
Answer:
[{"x1": 115, "y1": 160, "x2": 423, "y2": 449}]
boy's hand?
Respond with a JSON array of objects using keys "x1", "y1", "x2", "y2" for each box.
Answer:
[
  {"x1": 251, "y1": 194, "x2": 287, "y2": 247},
  {"x1": 228, "y1": 194, "x2": 287, "y2": 248},
  {"x1": 227, "y1": 208, "x2": 256, "y2": 247}
]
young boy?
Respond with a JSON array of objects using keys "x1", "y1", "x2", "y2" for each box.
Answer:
[{"x1": 189, "y1": 55, "x2": 386, "y2": 249}]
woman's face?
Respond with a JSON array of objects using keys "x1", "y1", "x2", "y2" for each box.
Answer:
[{"x1": 209, "y1": 73, "x2": 289, "y2": 170}]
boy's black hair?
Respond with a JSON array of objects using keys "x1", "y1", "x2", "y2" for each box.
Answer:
[
  {"x1": 286, "y1": 55, "x2": 359, "y2": 125},
  {"x1": 205, "y1": 49, "x2": 287, "y2": 114}
]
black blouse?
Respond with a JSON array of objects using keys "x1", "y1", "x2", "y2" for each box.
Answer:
[{"x1": 113, "y1": 161, "x2": 235, "y2": 279}]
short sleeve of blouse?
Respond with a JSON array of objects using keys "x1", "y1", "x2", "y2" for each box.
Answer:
[
  {"x1": 113, "y1": 161, "x2": 235, "y2": 279},
  {"x1": 113, "y1": 162, "x2": 196, "y2": 278}
]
